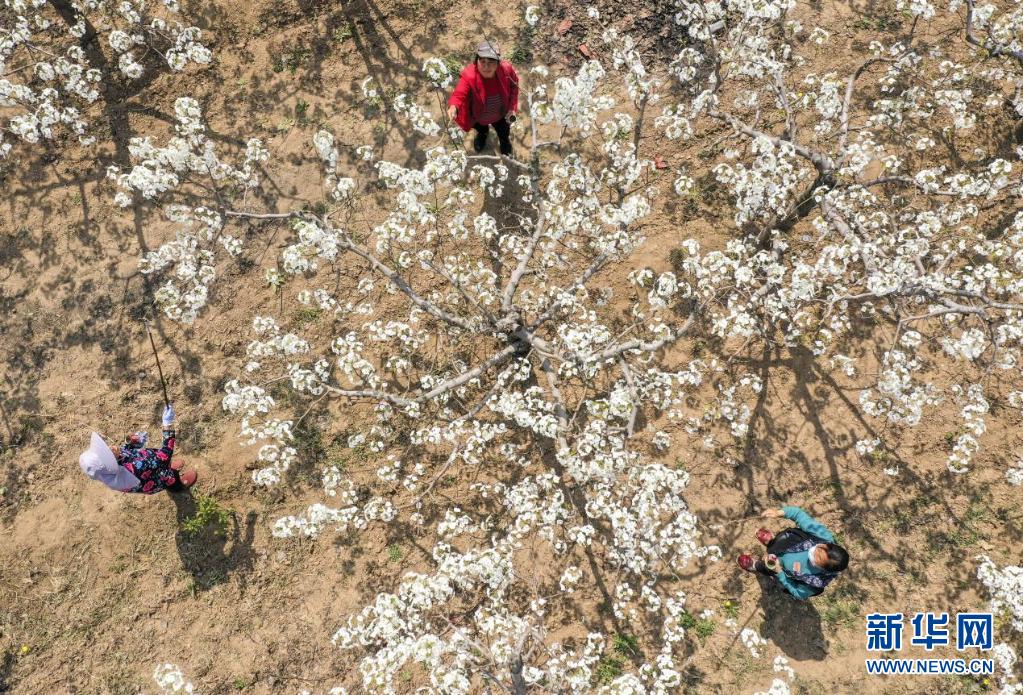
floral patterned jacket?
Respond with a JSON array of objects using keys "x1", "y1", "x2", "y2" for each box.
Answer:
[{"x1": 118, "y1": 429, "x2": 177, "y2": 494}]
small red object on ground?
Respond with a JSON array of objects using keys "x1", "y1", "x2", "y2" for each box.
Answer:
[
  {"x1": 557, "y1": 19, "x2": 572, "y2": 35},
  {"x1": 578, "y1": 43, "x2": 593, "y2": 59}
]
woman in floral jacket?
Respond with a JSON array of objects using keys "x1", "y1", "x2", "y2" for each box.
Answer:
[{"x1": 79, "y1": 404, "x2": 197, "y2": 494}]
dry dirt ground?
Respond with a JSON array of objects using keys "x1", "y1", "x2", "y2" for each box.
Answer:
[{"x1": 1, "y1": 0, "x2": 1021, "y2": 693}]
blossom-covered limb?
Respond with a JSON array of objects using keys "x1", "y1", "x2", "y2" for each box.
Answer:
[
  {"x1": 965, "y1": 0, "x2": 1023, "y2": 67},
  {"x1": 596, "y1": 314, "x2": 697, "y2": 362},
  {"x1": 617, "y1": 358, "x2": 639, "y2": 437},
  {"x1": 710, "y1": 109, "x2": 836, "y2": 176},
  {"x1": 501, "y1": 207, "x2": 549, "y2": 314}
]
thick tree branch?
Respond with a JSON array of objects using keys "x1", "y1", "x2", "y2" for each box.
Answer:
[
  {"x1": 596, "y1": 314, "x2": 697, "y2": 362},
  {"x1": 501, "y1": 206, "x2": 548, "y2": 314},
  {"x1": 965, "y1": 0, "x2": 1023, "y2": 67},
  {"x1": 618, "y1": 358, "x2": 639, "y2": 438},
  {"x1": 225, "y1": 208, "x2": 477, "y2": 333},
  {"x1": 323, "y1": 343, "x2": 522, "y2": 407},
  {"x1": 538, "y1": 356, "x2": 572, "y2": 453},
  {"x1": 340, "y1": 236, "x2": 477, "y2": 333},
  {"x1": 527, "y1": 252, "x2": 610, "y2": 331},
  {"x1": 710, "y1": 109, "x2": 836, "y2": 175}
]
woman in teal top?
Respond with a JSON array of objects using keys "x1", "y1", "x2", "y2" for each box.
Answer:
[{"x1": 738, "y1": 505, "x2": 850, "y2": 599}]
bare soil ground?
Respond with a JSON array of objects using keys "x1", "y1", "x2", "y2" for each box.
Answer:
[{"x1": 1, "y1": 0, "x2": 1020, "y2": 693}]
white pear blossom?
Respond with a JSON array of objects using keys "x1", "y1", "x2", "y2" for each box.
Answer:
[
  {"x1": 1, "y1": 1, "x2": 210, "y2": 156},
  {"x1": 153, "y1": 664, "x2": 196, "y2": 694},
  {"x1": 977, "y1": 556, "x2": 1023, "y2": 633}
]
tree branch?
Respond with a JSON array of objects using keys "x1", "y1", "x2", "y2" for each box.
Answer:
[
  {"x1": 537, "y1": 356, "x2": 574, "y2": 471},
  {"x1": 340, "y1": 235, "x2": 477, "y2": 333},
  {"x1": 322, "y1": 343, "x2": 522, "y2": 407},
  {"x1": 226, "y1": 208, "x2": 478, "y2": 332},
  {"x1": 418, "y1": 343, "x2": 523, "y2": 402},
  {"x1": 618, "y1": 358, "x2": 639, "y2": 438},
  {"x1": 595, "y1": 314, "x2": 697, "y2": 362},
  {"x1": 837, "y1": 56, "x2": 900, "y2": 158},
  {"x1": 965, "y1": 0, "x2": 1023, "y2": 67},
  {"x1": 527, "y1": 252, "x2": 609, "y2": 331},
  {"x1": 501, "y1": 207, "x2": 548, "y2": 314},
  {"x1": 710, "y1": 109, "x2": 836, "y2": 175}
]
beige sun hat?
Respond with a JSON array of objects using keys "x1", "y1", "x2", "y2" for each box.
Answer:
[{"x1": 476, "y1": 40, "x2": 500, "y2": 60}]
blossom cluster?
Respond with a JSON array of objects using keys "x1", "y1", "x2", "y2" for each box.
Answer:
[
  {"x1": 977, "y1": 556, "x2": 1023, "y2": 634},
  {"x1": 0, "y1": 0, "x2": 210, "y2": 157},
  {"x1": 533, "y1": 60, "x2": 615, "y2": 135},
  {"x1": 152, "y1": 663, "x2": 195, "y2": 694},
  {"x1": 422, "y1": 57, "x2": 453, "y2": 89},
  {"x1": 115, "y1": 100, "x2": 268, "y2": 320},
  {"x1": 392, "y1": 93, "x2": 441, "y2": 137},
  {"x1": 109, "y1": 97, "x2": 268, "y2": 208}
]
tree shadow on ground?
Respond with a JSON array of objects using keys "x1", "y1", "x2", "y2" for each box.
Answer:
[
  {"x1": 754, "y1": 574, "x2": 828, "y2": 661},
  {"x1": 0, "y1": 649, "x2": 15, "y2": 694},
  {"x1": 1, "y1": 0, "x2": 523, "y2": 468},
  {"x1": 676, "y1": 327, "x2": 1012, "y2": 681},
  {"x1": 0, "y1": 1, "x2": 222, "y2": 507},
  {"x1": 717, "y1": 340, "x2": 990, "y2": 604},
  {"x1": 170, "y1": 490, "x2": 258, "y2": 592}
]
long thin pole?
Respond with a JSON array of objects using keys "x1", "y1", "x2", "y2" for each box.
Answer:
[{"x1": 144, "y1": 320, "x2": 170, "y2": 408}]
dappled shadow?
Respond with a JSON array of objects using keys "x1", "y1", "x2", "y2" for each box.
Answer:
[
  {"x1": 755, "y1": 574, "x2": 828, "y2": 660},
  {"x1": 181, "y1": 0, "x2": 489, "y2": 178},
  {"x1": 682, "y1": 332, "x2": 1003, "y2": 651},
  {"x1": 655, "y1": 308, "x2": 1022, "y2": 684},
  {"x1": 0, "y1": 246, "x2": 154, "y2": 512},
  {"x1": 0, "y1": 2, "x2": 230, "y2": 508},
  {"x1": 1, "y1": 0, "x2": 536, "y2": 481},
  {"x1": 171, "y1": 491, "x2": 258, "y2": 592},
  {"x1": 0, "y1": 648, "x2": 15, "y2": 694}
]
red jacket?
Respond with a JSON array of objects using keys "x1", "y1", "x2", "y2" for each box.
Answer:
[{"x1": 447, "y1": 60, "x2": 520, "y2": 131}]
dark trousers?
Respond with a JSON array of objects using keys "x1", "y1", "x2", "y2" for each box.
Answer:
[{"x1": 473, "y1": 118, "x2": 511, "y2": 151}]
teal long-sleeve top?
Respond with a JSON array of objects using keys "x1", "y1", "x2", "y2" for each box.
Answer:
[{"x1": 773, "y1": 506, "x2": 835, "y2": 600}]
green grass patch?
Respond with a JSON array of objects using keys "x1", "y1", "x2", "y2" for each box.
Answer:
[
  {"x1": 332, "y1": 22, "x2": 352, "y2": 42},
  {"x1": 181, "y1": 494, "x2": 232, "y2": 538},
  {"x1": 593, "y1": 633, "x2": 640, "y2": 685},
  {"x1": 820, "y1": 597, "x2": 860, "y2": 629},
  {"x1": 937, "y1": 498, "x2": 992, "y2": 550},
  {"x1": 595, "y1": 653, "x2": 624, "y2": 684},
  {"x1": 612, "y1": 632, "x2": 639, "y2": 657},
  {"x1": 294, "y1": 306, "x2": 322, "y2": 324},
  {"x1": 272, "y1": 47, "x2": 311, "y2": 74},
  {"x1": 679, "y1": 611, "x2": 716, "y2": 641}
]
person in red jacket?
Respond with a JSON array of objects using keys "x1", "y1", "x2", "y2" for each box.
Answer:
[{"x1": 446, "y1": 40, "x2": 520, "y2": 156}]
